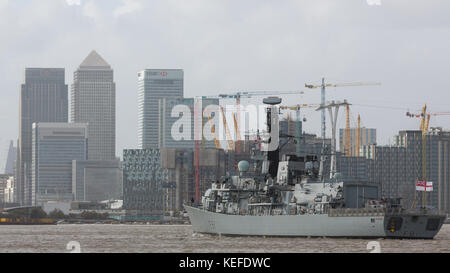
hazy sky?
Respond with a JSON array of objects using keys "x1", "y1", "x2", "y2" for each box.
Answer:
[{"x1": 1, "y1": 0, "x2": 450, "y2": 164}]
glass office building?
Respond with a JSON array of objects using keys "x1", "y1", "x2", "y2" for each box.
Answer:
[
  {"x1": 31, "y1": 123, "x2": 88, "y2": 205},
  {"x1": 18, "y1": 68, "x2": 68, "y2": 205},
  {"x1": 138, "y1": 69, "x2": 184, "y2": 149},
  {"x1": 71, "y1": 50, "x2": 116, "y2": 160}
]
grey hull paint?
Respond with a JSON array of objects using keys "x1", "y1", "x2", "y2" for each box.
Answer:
[{"x1": 185, "y1": 206, "x2": 444, "y2": 239}]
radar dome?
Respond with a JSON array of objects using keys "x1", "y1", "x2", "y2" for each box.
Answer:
[{"x1": 238, "y1": 161, "x2": 250, "y2": 173}]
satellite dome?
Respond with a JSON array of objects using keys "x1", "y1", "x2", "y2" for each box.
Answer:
[{"x1": 238, "y1": 161, "x2": 250, "y2": 173}]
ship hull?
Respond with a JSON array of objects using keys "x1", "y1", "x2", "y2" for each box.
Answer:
[{"x1": 185, "y1": 206, "x2": 445, "y2": 239}]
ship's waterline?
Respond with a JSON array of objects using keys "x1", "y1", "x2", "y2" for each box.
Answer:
[{"x1": 0, "y1": 224, "x2": 449, "y2": 253}]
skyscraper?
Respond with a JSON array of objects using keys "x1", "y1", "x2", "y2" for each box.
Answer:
[
  {"x1": 71, "y1": 50, "x2": 116, "y2": 160},
  {"x1": 32, "y1": 123, "x2": 88, "y2": 205},
  {"x1": 4, "y1": 140, "x2": 17, "y2": 175},
  {"x1": 138, "y1": 69, "x2": 184, "y2": 149},
  {"x1": 17, "y1": 68, "x2": 68, "y2": 205}
]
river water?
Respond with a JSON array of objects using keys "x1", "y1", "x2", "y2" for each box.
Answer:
[{"x1": 0, "y1": 224, "x2": 449, "y2": 253}]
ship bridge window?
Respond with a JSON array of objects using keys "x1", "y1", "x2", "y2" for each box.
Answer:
[{"x1": 426, "y1": 218, "x2": 441, "y2": 231}]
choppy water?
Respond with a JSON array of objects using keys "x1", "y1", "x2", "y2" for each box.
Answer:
[{"x1": 0, "y1": 224, "x2": 449, "y2": 253}]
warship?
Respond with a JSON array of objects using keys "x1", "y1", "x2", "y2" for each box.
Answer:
[{"x1": 185, "y1": 98, "x2": 446, "y2": 239}]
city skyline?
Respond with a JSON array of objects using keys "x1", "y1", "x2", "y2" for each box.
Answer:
[
  {"x1": 1, "y1": 0, "x2": 450, "y2": 162},
  {"x1": 0, "y1": 1, "x2": 450, "y2": 255}
]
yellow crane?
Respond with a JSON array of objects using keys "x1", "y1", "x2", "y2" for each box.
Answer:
[
  {"x1": 232, "y1": 113, "x2": 242, "y2": 153},
  {"x1": 344, "y1": 106, "x2": 362, "y2": 157},
  {"x1": 420, "y1": 105, "x2": 431, "y2": 208},
  {"x1": 202, "y1": 90, "x2": 304, "y2": 153},
  {"x1": 408, "y1": 104, "x2": 431, "y2": 208},
  {"x1": 220, "y1": 106, "x2": 235, "y2": 151},
  {"x1": 356, "y1": 114, "x2": 361, "y2": 157},
  {"x1": 305, "y1": 78, "x2": 381, "y2": 139},
  {"x1": 206, "y1": 113, "x2": 222, "y2": 150},
  {"x1": 345, "y1": 105, "x2": 351, "y2": 156}
]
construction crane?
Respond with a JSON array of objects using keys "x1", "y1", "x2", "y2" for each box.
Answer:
[
  {"x1": 419, "y1": 105, "x2": 431, "y2": 208},
  {"x1": 232, "y1": 113, "x2": 242, "y2": 152},
  {"x1": 305, "y1": 78, "x2": 381, "y2": 139},
  {"x1": 407, "y1": 111, "x2": 450, "y2": 118},
  {"x1": 345, "y1": 105, "x2": 351, "y2": 156},
  {"x1": 201, "y1": 90, "x2": 305, "y2": 152},
  {"x1": 217, "y1": 90, "x2": 304, "y2": 100},
  {"x1": 220, "y1": 106, "x2": 235, "y2": 151},
  {"x1": 206, "y1": 113, "x2": 222, "y2": 150},
  {"x1": 343, "y1": 105, "x2": 362, "y2": 157},
  {"x1": 194, "y1": 99, "x2": 201, "y2": 202},
  {"x1": 356, "y1": 114, "x2": 361, "y2": 157},
  {"x1": 407, "y1": 104, "x2": 431, "y2": 208}
]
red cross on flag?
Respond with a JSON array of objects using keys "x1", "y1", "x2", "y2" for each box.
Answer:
[{"x1": 416, "y1": 181, "x2": 433, "y2": 192}]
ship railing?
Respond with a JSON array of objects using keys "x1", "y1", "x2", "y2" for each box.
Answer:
[
  {"x1": 328, "y1": 208, "x2": 385, "y2": 217},
  {"x1": 386, "y1": 208, "x2": 446, "y2": 216},
  {"x1": 329, "y1": 207, "x2": 446, "y2": 217}
]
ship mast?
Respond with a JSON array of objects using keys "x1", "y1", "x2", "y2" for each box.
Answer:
[{"x1": 316, "y1": 100, "x2": 350, "y2": 179}]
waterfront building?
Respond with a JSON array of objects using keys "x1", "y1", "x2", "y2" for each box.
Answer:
[
  {"x1": 138, "y1": 69, "x2": 183, "y2": 149},
  {"x1": 31, "y1": 123, "x2": 88, "y2": 205},
  {"x1": 122, "y1": 149, "x2": 166, "y2": 219},
  {"x1": 71, "y1": 50, "x2": 116, "y2": 160},
  {"x1": 17, "y1": 68, "x2": 68, "y2": 205},
  {"x1": 72, "y1": 159, "x2": 122, "y2": 202}
]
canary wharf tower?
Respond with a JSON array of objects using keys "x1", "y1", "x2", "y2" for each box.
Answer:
[
  {"x1": 138, "y1": 69, "x2": 184, "y2": 148},
  {"x1": 71, "y1": 51, "x2": 116, "y2": 160}
]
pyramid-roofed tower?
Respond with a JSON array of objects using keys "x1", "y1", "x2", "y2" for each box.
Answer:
[
  {"x1": 79, "y1": 50, "x2": 111, "y2": 69},
  {"x1": 71, "y1": 50, "x2": 115, "y2": 161}
]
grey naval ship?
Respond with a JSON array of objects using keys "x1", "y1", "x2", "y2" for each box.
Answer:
[{"x1": 185, "y1": 98, "x2": 446, "y2": 239}]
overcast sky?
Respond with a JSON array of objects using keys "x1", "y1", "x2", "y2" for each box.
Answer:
[{"x1": 1, "y1": 0, "x2": 450, "y2": 164}]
